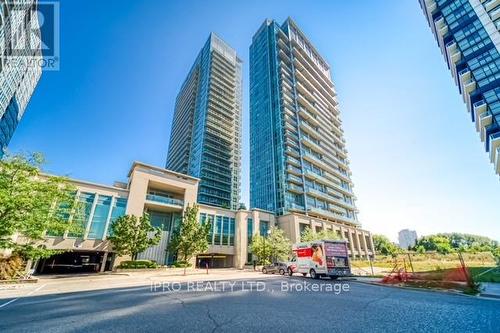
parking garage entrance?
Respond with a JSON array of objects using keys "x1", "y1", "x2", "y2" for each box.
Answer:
[
  {"x1": 196, "y1": 254, "x2": 233, "y2": 268},
  {"x1": 36, "y1": 251, "x2": 114, "y2": 274}
]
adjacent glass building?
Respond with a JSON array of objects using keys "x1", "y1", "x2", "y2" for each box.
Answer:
[
  {"x1": 166, "y1": 33, "x2": 242, "y2": 210},
  {"x1": 249, "y1": 18, "x2": 359, "y2": 226},
  {"x1": 419, "y1": 0, "x2": 500, "y2": 177},
  {"x1": 0, "y1": 1, "x2": 43, "y2": 157}
]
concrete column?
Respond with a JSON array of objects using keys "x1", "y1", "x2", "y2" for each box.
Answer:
[
  {"x1": 234, "y1": 211, "x2": 247, "y2": 269},
  {"x1": 369, "y1": 233, "x2": 375, "y2": 256},
  {"x1": 355, "y1": 231, "x2": 362, "y2": 259},
  {"x1": 361, "y1": 232, "x2": 369, "y2": 259},
  {"x1": 100, "y1": 252, "x2": 108, "y2": 272},
  {"x1": 252, "y1": 210, "x2": 260, "y2": 237},
  {"x1": 347, "y1": 229, "x2": 355, "y2": 257}
]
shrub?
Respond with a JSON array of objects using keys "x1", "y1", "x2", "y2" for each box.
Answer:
[
  {"x1": 117, "y1": 260, "x2": 158, "y2": 269},
  {"x1": 0, "y1": 256, "x2": 25, "y2": 280},
  {"x1": 171, "y1": 261, "x2": 191, "y2": 268}
]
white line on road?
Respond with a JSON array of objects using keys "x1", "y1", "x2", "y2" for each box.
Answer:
[{"x1": 0, "y1": 284, "x2": 46, "y2": 309}]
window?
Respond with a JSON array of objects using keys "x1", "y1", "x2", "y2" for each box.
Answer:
[
  {"x1": 247, "y1": 218, "x2": 253, "y2": 244},
  {"x1": 68, "y1": 192, "x2": 95, "y2": 238},
  {"x1": 107, "y1": 198, "x2": 127, "y2": 236},
  {"x1": 229, "y1": 218, "x2": 235, "y2": 246},
  {"x1": 215, "y1": 216, "x2": 223, "y2": 245},
  {"x1": 222, "y1": 217, "x2": 229, "y2": 245},
  {"x1": 260, "y1": 220, "x2": 269, "y2": 237},
  {"x1": 87, "y1": 195, "x2": 112, "y2": 239}
]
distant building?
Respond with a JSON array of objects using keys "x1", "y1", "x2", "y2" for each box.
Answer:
[
  {"x1": 0, "y1": 1, "x2": 43, "y2": 156},
  {"x1": 398, "y1": 229, "x2": 418, "y2": 249}
]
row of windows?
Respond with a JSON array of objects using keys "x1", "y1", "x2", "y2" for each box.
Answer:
[
  {"x1": 200, "y1": 213, "x2": 235, "y2": 246},
  {"x1": 47, "y1": 192, "x2": 127, "y2": 240}
]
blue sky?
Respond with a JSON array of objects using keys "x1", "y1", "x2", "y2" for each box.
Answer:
[{"x1": 9, "y1": 0, "x2": 500, "y2": 241}]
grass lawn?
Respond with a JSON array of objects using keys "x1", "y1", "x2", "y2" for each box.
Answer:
[{"x1": 352, "y1": 252, "x2": 498, "y2": 280}]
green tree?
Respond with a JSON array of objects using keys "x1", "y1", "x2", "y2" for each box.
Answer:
[
  {"x1": 300, "y1": 226, "x2": 341, "y2": 242},
  {"x1": 250, "y1": 227, "x2": 291, "y2": 264},
  {"x1": 108, "y1": 214, "x2": 161, "y2": 260},
  {"x1": 0, "y1": 152, "x2": 81, "y2": 260},
  {"x1": 373, "y1": 234, "x2": 401, "y2": 257},
  {"x1": 415, "y1": 235, "x2": 454, "y2": 254},
  {"x1": 415, "y1": 245, "x2": 426, "y2": 254},
  {"x1": 167, "y1": 204, "x2": 211, "y2": 275}
]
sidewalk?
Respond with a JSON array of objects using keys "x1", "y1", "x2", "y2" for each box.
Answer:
[
  {"x1": 0, "y1": 268, "x2": 276, "y2": 300},
  {"x1": 481, "y1": 282, "x2": 500, "y2": 299}
]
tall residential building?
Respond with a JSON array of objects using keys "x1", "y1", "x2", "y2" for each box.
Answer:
[
  {"x1": 166, "y1": 33, "x2": 242, "y2": 210},
  {"x1": 398, "y1": 229, "x2": 418, "y2": 250},
  {"x1": 0, "y1": 1, "x2": 43, "y2": 156},
  {"x1": 249, "y1": 18, "x2": 359, "y2": 227},
  {"x1": 419, "y1": 0, "x2": 500, "y2": 177}
]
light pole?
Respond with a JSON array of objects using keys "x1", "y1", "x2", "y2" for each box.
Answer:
[{"x1": 264, "y1": 229, "x2": 271, "y2": 264}]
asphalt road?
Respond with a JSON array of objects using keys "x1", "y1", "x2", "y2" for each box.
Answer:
[{"x1": 0, "y1": 277, "x2": 498, "y2": 333}]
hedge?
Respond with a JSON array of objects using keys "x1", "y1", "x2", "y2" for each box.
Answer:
[{"x1": 117, "y1": 260, "x2": 158, "y2": 269}]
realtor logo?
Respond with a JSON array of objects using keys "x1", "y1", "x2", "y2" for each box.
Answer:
[{"x1": 1, "y1": 0, "x2": 60, "y2": 70}]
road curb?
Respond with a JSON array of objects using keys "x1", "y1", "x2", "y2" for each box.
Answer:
[
  {"x1": 350, "y1": 279, "x2": 500, "y2": 301},
  {"x1": 479, "y1": 293, "x2": 500, "y2": 300}
]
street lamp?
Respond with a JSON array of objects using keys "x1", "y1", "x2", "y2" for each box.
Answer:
[{"x1": 263, "y1": 229, "x2": 271, "y2": 264}]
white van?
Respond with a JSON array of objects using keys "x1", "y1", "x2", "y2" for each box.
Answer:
[{"x1": 288, "y1": 240, "x2": 351, "y2": 279}]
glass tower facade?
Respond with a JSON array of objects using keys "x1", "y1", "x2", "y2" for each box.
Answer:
[
  {"x1": 166, "y1": 33, "x2": 242, "y2": 209},
  {"x1": 249, "y1": 18, "x2": 359, "y2": 226},
  {"x1": 0, "y1": 1, "x2": 42, "y2": 157},
  {"x1": 419, "y1": 0, "x2": 500, "y2": 177}
]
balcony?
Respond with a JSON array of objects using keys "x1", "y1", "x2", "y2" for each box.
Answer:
[
  {"x1": 491, "y1": 6, "x2": 500, "y2": 21},
  {"x1": 307, "y1": 206, "x2": 337, "y2": 220},
  {"x1": 326, "y1": 178, "x2": 353, "y2": 196},
  {"x1": 489, "y1": 132, "x2": 500, "y2": 168},
  {"x1": 298, "y1": 107, "x2": 320, "y2": 127},
  {"x1": 146, "y1": 194, "x2": 184, "y2": 207},
  {"x1": 299, "y1": 121, "x2": 320, "y2": 139},
  {"x1": 463, "y1": 78, "x2": 476, "y2": 95},
  {"x1": 285, "y1": 146, "x2": 300, "y2": 158},
  {"x1": 286, "y1": 164, "x2": 302, "y2": 176},
  {"x1": 297, "y1": 94, "x2": 317, "y2": 116},
  {"x1": 308, "y1": 206, "x2": 358, "y2": 225},
  {"x1": 458, "y1": 68, "x2": 471, "y2": 83},
  {"x1": 287, "y1": 183, "x2": 304, "y2": 194},
  {"x1": 485, "y1": 0, "x2": 500, "y2": 12},
  {"x1": 286, "y1": 155, "x2": 301, "y2": 167},
  {"x1": 424, "y1": 0, "x2": 437, "y2": 14},
  {"x1": 288, "y1": 203, "x2": 306, "y2": 212},
  {"x1": 450, "y1": 49, "x2": 461, "y2": 65},
  {"x1": 306, "y1": 187, "x2": 331, "y2": 201},
  {"x1": 473, "y1": 100, "x2": 489, "y2": 135},
  {"x1": 287, "y1": 173, "x2": 303, "y2": 184},
  {"x1": 496, "y1": 147, "x2": 500, "y2": 175},
  {"x1": 304, "y1": 169, "x2": 334, "y2": 187},
  {"x1": 301, "y1": 136, "x2": 324, "y2": 154}
]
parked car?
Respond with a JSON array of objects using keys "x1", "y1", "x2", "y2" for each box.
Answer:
[{"x1": 262, "y1": 262, "x2": 288, "y2": 275}]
